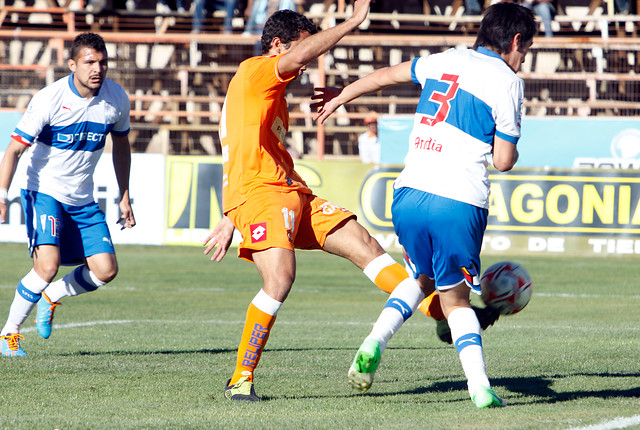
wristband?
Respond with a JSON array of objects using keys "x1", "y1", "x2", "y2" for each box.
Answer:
[{"x1": 0, "y1": 188, "x2": 7, "y2": 203}]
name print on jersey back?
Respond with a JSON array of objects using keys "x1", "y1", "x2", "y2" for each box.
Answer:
[{"x1": 414, "y1": 136, "x2": 442, "y2": 152}]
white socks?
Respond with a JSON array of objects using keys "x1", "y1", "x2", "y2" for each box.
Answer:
[
  {"x1": 251, "y1": 289, "x2": 283, "y2": 316},
  {"x1": 1, "y1": 269, "x2": 49, "y2": 335},
  {"x1": 44, "y1": 265, "x2": 106, "y2": 303},
  {"x1": 366, "y1": 278, "x2": 425, "y2": 353},
  {"x1": 449, "y1": 307, "x2": 491, "y2": 394}
]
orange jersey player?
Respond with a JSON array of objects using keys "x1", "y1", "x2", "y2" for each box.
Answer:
[
  {"x1": 220, "y1": 53, "x2": 310, "y2": 216},
  {"x1": 202, "y1": 1, "x2": 487, "y2": 403}
]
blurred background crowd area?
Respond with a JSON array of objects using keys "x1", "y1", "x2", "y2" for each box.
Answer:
[{"x1": 0, "y1": 0, "x2": 638, "y2": 158}]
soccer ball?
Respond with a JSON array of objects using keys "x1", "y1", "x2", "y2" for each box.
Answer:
[{"x1": 480, "y1": 261, "x2": 532, "y2": 315}]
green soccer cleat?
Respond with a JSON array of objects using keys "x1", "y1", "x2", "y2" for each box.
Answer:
[
  {"x1": 35, "y1": 293, "x2": 61, "y2": 339},
  {"x1": 0, "y1": 333, "x2": 27, "y2": 357},
  {"x1": 471, "y1": 386, "x2": 506, "y2": 408},
  {"x1": 224, "y1": 377, "x2": 260, "y2": 402},
  {"x1": 347, "y1": 338, "x2": 381, "y2": 393}
]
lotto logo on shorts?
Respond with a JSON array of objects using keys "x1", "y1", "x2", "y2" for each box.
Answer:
[{"x1": 250, "y1": 222, "x2": 267, "y2": 243}]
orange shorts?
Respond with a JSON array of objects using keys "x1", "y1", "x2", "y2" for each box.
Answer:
[{"x1": 227, "y1": 190, "x2": 356, "y2": 262}]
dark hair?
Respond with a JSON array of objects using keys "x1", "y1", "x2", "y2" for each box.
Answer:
[
  {"x1": 473, "y1": 3, "x2": 536, "y2": 54},
  {"x1": 261, "y1": 10, "x2": 318, "y2": 55},
  {"x1": 70, "y1": 33, "x2": 107, "y2": 60}
]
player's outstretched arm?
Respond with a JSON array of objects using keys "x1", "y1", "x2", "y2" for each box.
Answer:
[
  {"x1": 312, "y1": 61, "x2": 413, "y2": 124},
  {"x1": 203, "y1": 215, "x2": 235, "y2": 262},
  {"x1": 0, "y1": 139, "x2": 29, "y2": 223},
  {"x1": 112, "y1": 134, "x2": 136, "y2": 229},
  {"x1": 277, "y1": 0, "x2": 372, "y2": 76}
]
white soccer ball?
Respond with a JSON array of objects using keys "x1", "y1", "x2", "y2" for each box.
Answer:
[{"x1": 480, "y1": 261, "x2": 532, "y2": 315}]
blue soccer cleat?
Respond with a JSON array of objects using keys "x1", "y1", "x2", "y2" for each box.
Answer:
[
  {"x1": 0, "y1": 333, "x2": 27, "y2": 357},
  {"x1": 35, "y1": 293, "x2": 61, "y2": 339}
]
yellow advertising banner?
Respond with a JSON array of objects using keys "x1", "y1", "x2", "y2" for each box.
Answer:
[
  {"x1": 165, "y1": 156, "x2": 640, "y2": 256},
  {"x1": 165, "y1": 156, "x2": 225, "y2": 245}
]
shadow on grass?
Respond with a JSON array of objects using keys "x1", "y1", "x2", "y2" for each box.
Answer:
[
  {"x1": 57, "y1": 348, "x2": 235, "y2": 356},
  {"x1": 492, "y1": 372, "x2": 640, "y2": 404},
  {"x1": 57, "y1": 345, "x2": 449, "y2": 357},
  {"x1": 335, "y1": 372, "x2": 640, "y2": 405},
  {"x1": 55, "y1": 347, "x2": 640, "y2": 405},
  {"x1": 266, "y1": 371, "x2": 640, "y2": 404}
]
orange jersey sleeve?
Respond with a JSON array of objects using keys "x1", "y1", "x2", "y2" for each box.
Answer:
[{"x1": 220, "y1": 53, "x2": 310, "y2": 213}]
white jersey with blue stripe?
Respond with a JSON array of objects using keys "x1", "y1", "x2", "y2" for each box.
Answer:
[
  {"x1": 393, "y1": 46, "x2": 523, "y2": 209},
  {"x1": 12, "y1": 74, "x2": 130, "y2": 206}
]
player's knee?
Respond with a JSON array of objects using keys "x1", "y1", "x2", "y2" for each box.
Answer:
[
  {"x1": 357, "y1": 234, "x2": 386, "y2": 265},
  {"x1": 92, "y1": 264, "x2": 118, "y2": 284},
  {"x1": 102, "y1": 266, "x2": 118, "y2": 283},
  {"x1": 262, "y1": 274, "x2": 294, "y2": 302},
  {"x1": 352, "y1": 222, "x2": 385, "y2": 256},
  {"x1": 34, "y1": 262, "x2": 59, "y2": 283},
  {"x1": 351, "y1": 219, "x2": 385, "y2": 254},
  {"x1": 367, "y1": 235, "x2": 385, "y2": 255}
]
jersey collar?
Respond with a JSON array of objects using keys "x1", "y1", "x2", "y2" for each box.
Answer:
[{"x1": 476, "y1": 46, "x2": 503, "y2": 61}]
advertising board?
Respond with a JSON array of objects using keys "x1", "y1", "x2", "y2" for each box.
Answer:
[{"x1": 0, "y1": 152, "x2": 165, "y2": 246}]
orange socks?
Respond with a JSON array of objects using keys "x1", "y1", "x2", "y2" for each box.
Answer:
[
  {"x1": 363, "y1": 254, "x2": 410, "y2": 294},
  {"x1": 418, "y1": 291, "x2": 445, "y2": 321},
  {"x1": 230, "y1": 289, "x2": 283, "y2": 385},
  {"x1": 230, "y1": 303, "x2": 275, "y2": 385}
]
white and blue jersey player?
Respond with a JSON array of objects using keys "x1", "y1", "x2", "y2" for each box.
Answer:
[
  {"x1": 393, "y1": 42, "x2": 525, "y2": 295},
  {"x1": 0, "y1": 33, "x2": 136, "y2": 357},
  {"x1": 313, "y1": 3, "x2": 536, "y2": 408}
]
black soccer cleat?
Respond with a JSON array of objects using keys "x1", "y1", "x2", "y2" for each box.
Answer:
[{"x1": 434, "y1": 306, "x2": 500, "y2": 344}]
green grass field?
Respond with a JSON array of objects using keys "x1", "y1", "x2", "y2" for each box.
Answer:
[{"x1": 0, "y1": 242, "x2": 638, "y2": 429}]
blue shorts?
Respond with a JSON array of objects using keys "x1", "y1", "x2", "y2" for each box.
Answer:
[
  {"x1": 21, "y1": 190, "x2": 115, "y2": 266},
  {"x1": 392, "y1": 187, "x2": 487, "y2": 293}
]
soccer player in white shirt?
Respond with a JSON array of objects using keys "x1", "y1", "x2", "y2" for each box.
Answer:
[
  {"x1": 313, "y1": 3, "x2": 536, "y2": 408},
  {"x1": 0, "y1": 33, "x2": 135, "y2": 357}
]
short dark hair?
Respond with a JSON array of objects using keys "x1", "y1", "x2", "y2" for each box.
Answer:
[
  {"x1": 473, "y1": 3, "x2": 536, "y2": 54},
  {"x1": 261, "y1": 10, "x2": 318, "y2": 55},
  {"x1": 70, "y1": 32, "x2": 107, "y2": 61}
]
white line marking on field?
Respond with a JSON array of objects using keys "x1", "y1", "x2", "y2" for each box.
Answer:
[
  {"x1": 566, "y1": 415, "x2": 640, "y2": 430},
  {"x1": 3, "y1": 284, "x2": 640, "y2": 300},
  {"x1": 19, "y1": 318, "x2": 375, "y2": 334},
  {"x1": 16, "y1": 317, "x2": 640, "y2": 335},
  {"x1": 20, "y1": 320, "x2": 135, "y2": 333},
  {"x1": 535, "y1": 293, "x2": 640, "y2": 300}
]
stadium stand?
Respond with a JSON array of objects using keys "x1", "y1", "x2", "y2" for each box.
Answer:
[{"x1": 0, "y1": 0, "x2": 638, "y2": 158}]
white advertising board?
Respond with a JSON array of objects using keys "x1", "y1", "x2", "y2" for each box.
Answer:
[{"x1": 0, "y1": 152, "x2": 165, "y2": 246}]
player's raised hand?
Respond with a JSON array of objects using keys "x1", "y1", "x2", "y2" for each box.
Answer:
[
  {"x1": 203, "y1": 215, "x2": 235, "y2": 262},
  {"x1": 350, "y1": 0, "x2": 373, "y2": 26},
  {"x1": 311, "y1": 87, "x2": 344, "y2": 124}
]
